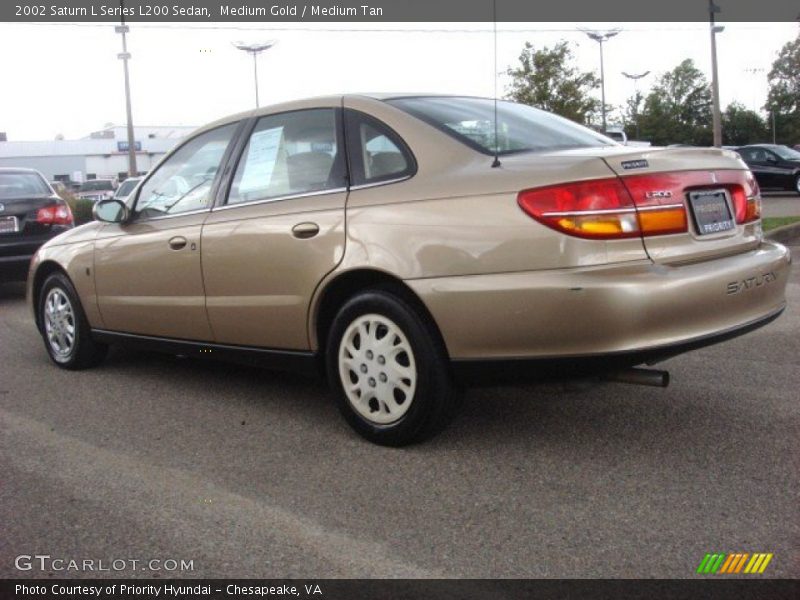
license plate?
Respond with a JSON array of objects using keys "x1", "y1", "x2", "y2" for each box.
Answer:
[
  {"x1": 688, "y1": 189, "x2": 735, "y2": 235},
  {"x1": 0, "y1": 216, "x2": 19, "y2": 234}
]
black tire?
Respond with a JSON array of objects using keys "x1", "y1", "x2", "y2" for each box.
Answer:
[
  {"x1": 38, "y1": 272, "x2": 108, "y2": 370},
  {"x1": 794, "y1": 174, "x2": 800, "y2": 196},
  {"x1": 325, "y1": 288, "x2": 459, "y2": 446}
]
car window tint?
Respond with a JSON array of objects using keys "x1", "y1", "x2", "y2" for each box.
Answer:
[
  {"x1": 228, "y1": 109, "x2": 343, "y2": 205},
  {"x1": 134, "y1": 123, "x2": 237, "y2": 218},
  {"x1": 0, "y1": 172, "x2": 51, "y2": 199},
  {"x1": 345, "y1": 111, "x2": 415, "y2": 186},
  {"x1": 388, "y1": 96, "x2": 612, "y2": 155}
]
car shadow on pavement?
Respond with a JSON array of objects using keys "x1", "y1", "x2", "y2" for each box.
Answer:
[{"x1": 102, "y1": 343, "x2": 702, "y2": 451}]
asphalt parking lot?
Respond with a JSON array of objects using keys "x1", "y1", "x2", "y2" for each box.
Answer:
[
  {"x1": 761, "y1": 191, "x2": 800, "y2": 218},
  {"x1": 0, "y1": 233, "x2": 798, "y2": 580}
]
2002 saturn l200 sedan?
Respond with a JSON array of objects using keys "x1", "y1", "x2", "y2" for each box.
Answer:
[{"x1": 28, "y1": 95, "x2": 790, "y2": 445}]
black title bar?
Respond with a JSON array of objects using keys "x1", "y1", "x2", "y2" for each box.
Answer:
[
  {"x1": 3, "y1": 579, "x2": 800, "y2": 600},
  {"x1": 3, "y1": 0, "x2": 800, "y2": 22}
]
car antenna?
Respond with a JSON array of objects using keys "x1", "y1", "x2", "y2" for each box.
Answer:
[{"x1": 491, "y1": 0, "x2": 501, "y2": 168}]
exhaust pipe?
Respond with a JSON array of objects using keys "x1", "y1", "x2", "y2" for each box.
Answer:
[{"x1": 605, "y1": 367, "x2": 670, "y2": 388}]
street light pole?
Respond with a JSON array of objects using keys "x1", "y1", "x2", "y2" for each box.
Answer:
[
  {"x1": 622, "y1": 71, "x2": 650, "y2": 139},
  {"x1": 233, "y1": 41, "x2": 276, "y2": 108},
  {"x1": 583, "y1": 29, "x2": 620, "y2": 133},
  {"x1": 116, "y1": 0, "x2": 137, "y2": 178},
  {"x1": 709, "y1": 0, "x2": 724, "y2": 147}
]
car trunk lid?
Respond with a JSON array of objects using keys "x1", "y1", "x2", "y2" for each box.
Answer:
[
  {"x1": 0, "y1": 195, "x2": 71, "y2": 239},
  {"x1": 601, "y1": 147, "x2": 762, "y2": 264}
]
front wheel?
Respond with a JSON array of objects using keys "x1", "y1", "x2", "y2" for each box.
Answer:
[
  {"x1": 794, "y1": 174, "x2": 800, "y2": 196},
  {"x1": 326, "y1": 289, "x2": 459, "y2": 446},
  {"x1": 39, "y1": 272, "x2": 108, "y2": 370}
]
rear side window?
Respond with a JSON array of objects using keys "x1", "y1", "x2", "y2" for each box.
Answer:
[
  {"x1": 227, "y1": 108, "x2": 346, "y2": 205},
  {"x1": 344, "y1": 110, "x2": 415, "y2": 187}
]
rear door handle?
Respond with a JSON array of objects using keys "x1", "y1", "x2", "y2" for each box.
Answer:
[
  {"x1": 292, "y1": 222, "x2": 320, "y2": 239},
  {"x1": 168, "y1": 236, "x2": 187, "y2": 250}
]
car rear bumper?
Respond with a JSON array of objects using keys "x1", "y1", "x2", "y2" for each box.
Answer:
[
  {"x1": 0, "y1": 255, "x2": 32, "y2": 280},
  {"x1": 407, "y1": 240, "x2": 791, "y2": 364},
  {"x1": 0, "y1": 234, "x2": 63, "y2": 281}
]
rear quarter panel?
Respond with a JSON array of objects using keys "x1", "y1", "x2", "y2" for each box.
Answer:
[{"x1": 339, "y1": 96, "x2": 649, "y2": 279}]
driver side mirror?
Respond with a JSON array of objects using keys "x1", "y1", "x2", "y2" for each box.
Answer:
[
  {"x1": 766, "y1": 155, "x2": 778, "y2": 163},
  {"x1": 93, "y1": 198, "x2": 130, "y2": 223}
]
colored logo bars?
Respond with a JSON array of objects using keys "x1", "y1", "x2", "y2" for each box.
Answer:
[{"x1": 697, "y1": 553, "x2": 773, "y2": 574}]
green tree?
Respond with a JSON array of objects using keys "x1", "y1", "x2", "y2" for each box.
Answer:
[
  {"x1": 637, "y1": 59, "x2": 712, "y2": 146},
  {"x1": 765, "y1": 30, "x2": 800, "y2": 144},
  {"x1": 722, "y1": 102, "x2": 768, "y2": 146},
  {"x1": 622, "y1": 91, "x2": 645, "y2": 140},
  {"x1": 505, "y1": 41, "x2": 600, "y2": 125}
]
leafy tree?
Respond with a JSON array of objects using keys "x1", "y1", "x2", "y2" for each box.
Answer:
[
  {"x1": 765, "y1": 30, "x2": 800, "y2": 144},
  {"x1": 505, "y1": 41, "x2": 600, "y2": 125},
  {"x1": 722, "y1": 102, "x2": 768, "y2": 146},
  {"x1": 637, "y1": 59, "x2": 712, "y2": 146},
  {"x1": 622, "y1": 91, "x2": 645, "y2": 140}
]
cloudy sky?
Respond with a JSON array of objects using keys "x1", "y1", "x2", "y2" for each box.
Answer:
[{"x1": 0, "y1": 21, "x2": 796, "y2": 140}]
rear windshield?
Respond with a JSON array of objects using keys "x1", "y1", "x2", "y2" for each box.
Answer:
[
  {"x1": 772, "y1": 145, "x2": 800, "y2": 160},
  {"x1": 386, "y1": 96, "x2": 613, "y2": 155},
  {"x1": 0, "y1": 172, "x2": 51, "y2": 199},
  {"x1": 79, "y1": 180, "x2": 114, "y2": 191}
]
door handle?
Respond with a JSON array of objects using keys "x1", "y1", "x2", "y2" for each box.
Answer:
[
  {"x1": 291, "y1": 222, "x2": 320, "y2": 239},
  {"x1": 168, "y1": 236, "x2": 188, "y2": 250}
]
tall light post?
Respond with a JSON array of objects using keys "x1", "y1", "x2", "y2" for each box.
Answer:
[
  {"x1": 233, "y1": 41, "x2": 276, "y2": 108},
  {"x1": 622, "y1": 71, "x2": 650, "y2": 139},
  {"x1": 583, "y1": 29, "x2": 620, "y2": 133},
  {"x1": 115, "y1": 0, "x2": 136, "y2": 178},
  {"x1": 709, "y1": 0, "x2": 725, "y2": 147}
]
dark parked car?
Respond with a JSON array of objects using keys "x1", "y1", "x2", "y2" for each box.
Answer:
[
  {"x1": 736, "y1": 144, "x2": 800, "y2": 195},
  {"x1": 0, "y1": 168, "x2": 74, "y2": 280}
]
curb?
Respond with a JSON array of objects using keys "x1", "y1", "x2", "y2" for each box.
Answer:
[{"x1": 766, "y1": 221, "x2": 800, "y2": 245}]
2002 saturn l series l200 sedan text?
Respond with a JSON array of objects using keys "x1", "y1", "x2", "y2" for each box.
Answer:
[{"x1": 26, "y1": 95, "x2": 791, "y2": 445}]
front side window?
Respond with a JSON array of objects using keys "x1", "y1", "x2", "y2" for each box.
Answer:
[
  {"x1": 227, "y1": 109, "x2": 345, "y2": 206},
  {"x1": 134, "y1": 123, "x2": 237, "y2": 218},
  {"x1": 387, "y1": 96, "x2": 613, "y2": 155},
  {"x1": 345, "y1": 110, "x2": 415, "y2": 186}
]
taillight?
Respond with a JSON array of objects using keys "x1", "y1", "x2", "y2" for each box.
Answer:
[
  {"x1": 742, "y1": 171, "x2": 761, "y2": 223},
  {"x1": 36, "y1": 203, "x2": 73, "y2": 225},
  {"x1": 620, "y1": 173, "x2": 689, "y2": 236},
  {"x1": 517, "y1": 178, "x2": 640, "y2": 239},
  {"x1": 518, "y1": 169, "x2": 760, "y2": 240}
]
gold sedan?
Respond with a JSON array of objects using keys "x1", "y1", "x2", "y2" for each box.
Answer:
[{"x1": 28, "y1": 95, "x2": 791, "y2": 445}]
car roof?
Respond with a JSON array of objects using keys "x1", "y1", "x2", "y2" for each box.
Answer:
[
  {"x1": 193, "y1": 93, "x2": 493, "y2": 135},
  {"x1": 0, "y1": 167, "x2": 43, "y2": 174}
]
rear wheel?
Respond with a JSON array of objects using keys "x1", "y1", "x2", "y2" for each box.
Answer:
[
  {"x1": 39, "y1": 273, "x2": 107, "y2": 369},
  {"x1": 326, "y1": 289, "x2": 459, "y2": 446}
]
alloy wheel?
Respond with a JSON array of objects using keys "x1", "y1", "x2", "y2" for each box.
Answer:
[{"x1": 43, "y1": 287, "x2": 76, "y2": 361}]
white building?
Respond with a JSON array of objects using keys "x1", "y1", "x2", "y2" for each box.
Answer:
[{"x1": 0, "y1": 124, "x2": 196, "y2": 184}]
